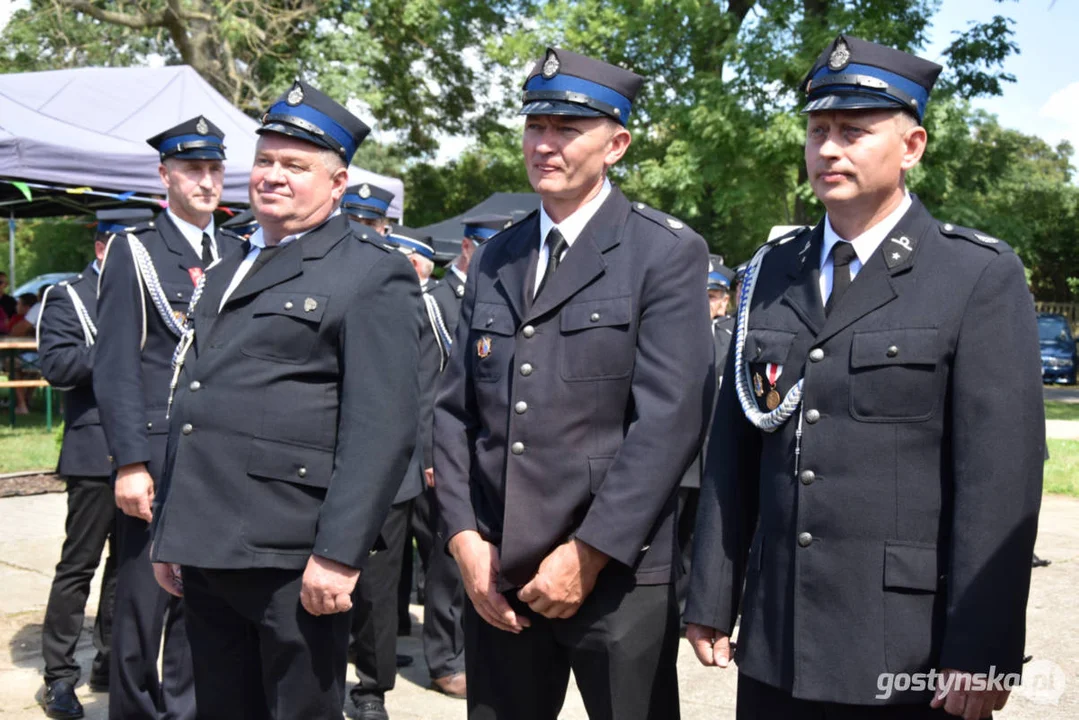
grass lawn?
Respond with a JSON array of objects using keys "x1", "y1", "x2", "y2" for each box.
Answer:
[
  {"x1": 0, "y1": 405, "x2": 60, "y2": 474},
  {"x1": 1045, "y1": 438, "x2": 1079, "y2": 497},
  {"x1": 1043, "y1": 401, "x2": 1079, "y2": 421}
]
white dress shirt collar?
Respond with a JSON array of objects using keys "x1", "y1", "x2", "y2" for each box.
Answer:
[
  {"x1": 167, "y1": 208, "x2": 217, "y2": 261},
  {"x1": 538, "y1": 177, "x2": 612, "y2": 251},
  {"x1": 450, "y1": 263, "x2": 467, "y2": 283},
  {"x1": 821, "y1": 192, "x2": 912, "y2": 270}
]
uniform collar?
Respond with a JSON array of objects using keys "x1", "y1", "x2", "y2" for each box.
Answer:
[
  {"x1": 249, "y1": 209, "x2": 340, "y2": 250},
  {"x1": 538, "y1": 177, "x2": 612, "y2": 250},
  {"x1": 450, "y1": 263, "x2": 467, "y2": 283},
  {"x1": 166, "y1": 207, "x2": 216, "y2": 258},
  {"x1": 821, "y1": 191, "x2": 911, "y2": 269}
]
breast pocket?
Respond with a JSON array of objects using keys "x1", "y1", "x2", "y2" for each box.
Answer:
[
  {"x1": 745, "y1": 328, "x2": 797, "y2": 410},
  {"x1": 470, "y1": 302, "x2": 516, "y2": 383},
  {"x1": 849, "y1": 328, "x2": 940, "y2": 422},
  {"x1": 560, "y1": 297, "x2": 635, "y2": 381},
  {"x1": 162, "y1": 281, "x2": 194, "y2": 317},
  {"x1": 241, "y1": 291, "x2": 328, "y2": 364}
]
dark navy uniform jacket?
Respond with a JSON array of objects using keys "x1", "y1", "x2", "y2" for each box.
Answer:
[
  {"x1": 429, "y1": 268, "x2": 465, "y2": 337},
  {"x1": 686, "y1": 197, "x2": 1044, "y2": 704},
  {"x1": 37, "y1": 262, "x2": 111, "y2": 478},
  {"x1": 434, "y1": 186, "x2": 715, "y2": 590},
  {"x1": 94, "y1": 213, "x2": 228, "y2": 481},
  {"x1": 151, "y1": 214, "x2": 420, "y2": 571},
  {"x1": 681, "y1": 314, "x2": 735, "y2": 491}
]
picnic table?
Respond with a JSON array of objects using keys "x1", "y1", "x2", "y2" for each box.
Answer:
[{"x1": 0, "y1": 337, "x2": 53, "y2": 429}]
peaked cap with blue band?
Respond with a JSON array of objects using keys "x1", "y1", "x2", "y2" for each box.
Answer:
[
  {"x1": 259, "y1": 80, "x2": 370, "y2": 164},
  {"x1": 708, "y1": 264, "x2": 735, "y2": 291},
  {"x1": 342, "y1": 183, "x2": 394, "y2": 220},
  {"x1": 221, "y1": 210, "x2": 259, "y2": 238},
  {"x1": 146, "y1": 116, "x2": 226, "y2": 161},
  {"x1": 96, "y1": 208, "x2": 154, "y2": 236},
  {"x1": 462, "y1": 213, "x2": 513, "y2": 244},
  {"x1": 801, "y1": 35, "x2": 942, "y2": 122},
  {"x1": 521, "y1": 47, "x2": 644, "y2": 127},
  {"x1": 388, "y1": 225, "x2": 435, "y2": 260}
]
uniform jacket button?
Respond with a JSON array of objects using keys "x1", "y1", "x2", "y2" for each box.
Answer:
[
  {"x1": 805, "y1": 409, "x2": 820, "y2": 424},
  {"x1": 511, "y1": 441, "x2": 525, "y2": 455},
  {"x1": 809, "y1": 348, "x2": 824, "y2": 362},
  {"x1": 146, "y1": 422, "x2": 153, "y2": 430},
  {"x1": 522, "y1": 325, "x2": 535, "y2": 338},
  {"x1": 181, "y1": 423, "x2": 193, "y2": 435},
  {"x1": 799, "y1": 470, "x2": 815, "y2": 485},
  {"x1": 284, "y1": 301, "x2": 294, "y2": 310},
  {"x1": 189, "y1": 380, "x2": 201, "y2": 391},
  {"x1": 297, "y1": 466, "x2": 307, "y2": 478},
  {"x1": 590, "y1": 312, "x2": 600, "y2": 322},
  {"x1": 798, "y1": 532, "x2": 813, "y2": 547},
  {"x1": 514, "y1": 401, "x2": 528, "y2": 414},
  {"x1": 886, "y1": 345, "x2": 899, "y2": 358},
  {"x1": 520, "y1": 363, "x2": 533, "y2": 377}
]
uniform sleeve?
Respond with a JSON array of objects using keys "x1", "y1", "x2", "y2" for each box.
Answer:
[
  {"x1": 938, "y1": 251, "x2": 1044, "y2": 674},
  {"x1": 312, "y1": 252, "x2": 421, "y2": 569},
  {"x1": 432, "y1": 249, "x2": 485, "y2": 547},
  {"x1": 37, "y1": 286, "x2": 94, "y2": 389},
  {"x1": 93, "y1": 235, "x2": 151, "y2": 469},
  {"x1": 573, "y1": 234, "x2": 715, "y2": 567},
  {"x1": 684, "y1": 343, "x2": 761, "y2": 634},
  {"x1": 418, "y1": 300, "x2": 442, "y2": 469}
]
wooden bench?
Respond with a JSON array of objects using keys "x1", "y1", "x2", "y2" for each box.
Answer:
[{"x1": 0, "y1": 339, "x2": 54, "y2": 429}]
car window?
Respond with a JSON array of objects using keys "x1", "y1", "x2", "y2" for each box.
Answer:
[{"x1": 1038, "y1": 316, "x2": 1073, "y2": 343}]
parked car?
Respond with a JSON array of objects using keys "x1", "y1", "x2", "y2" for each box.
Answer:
[
  {"x1": 11, "y1": 272, "x2": 79, "y2": 299},
  {"x1": 1038, "y1": 312, "x2": 1078, "y2": 385}
]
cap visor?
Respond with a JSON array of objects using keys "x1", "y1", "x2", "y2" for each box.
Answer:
[
  {"x1": 169, "y1": 148, "x2": 226, "y2": 161},
  {"x1": 519, "y1": 100, "x2": 606, "y2": 118},
  {"x1": 801, "y1": 92, "x2": 907, "y2": 115},
  {"x1": 257, "y1": 123, "x2": 338, "y2": 154},
  {"x1": 343, "y1": 207, "x2": 385, "y2": 220}
]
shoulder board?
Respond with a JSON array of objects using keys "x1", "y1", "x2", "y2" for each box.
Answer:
[
  {"x1": 631, "y1": 202, "x2": 694, "y2": 236},
  {"x1": 125, "y1": 219, "x2": 157, "y2": 234},
  {"x1": 423, "y1": 278, "x2": 441, "y2": 295},
  {"x1": 488, "y1": 210, "x2": 536, "y2": 245},
  {"x1": 939, "y1": 222, "x2": 1013, "y2": 253},
  {"x1": 62, "y1": 273, "x2": 87, "y2": 288},
  {"x1": 351, "y1": 227, "x2": 393, "y2": 253}
]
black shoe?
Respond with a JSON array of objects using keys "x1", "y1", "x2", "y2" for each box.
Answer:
[
  {"x1": 396, "y1": 653, "x2": 413, "y2": 668},
  {"x1": 350, "y1": 695, "x2": 389, "y2": 720},
  {"x1": 40, "y1": 680, "x2": 84, "y2": 720},
  {"x1": 88, "y1": 672, "x2": 109, "y2": 693}
]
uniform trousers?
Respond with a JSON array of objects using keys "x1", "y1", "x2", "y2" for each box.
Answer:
[
  {"x1": 411, "y1": 486, "x2": 466, "y2": 679},
  {"x1": 350, "y1": 500, "x2": 411, "y2": 700},
  {"x1": 42, "y1": 475, "x2": 117, "y2": 686},
  {"x1": 736, "y1": 673, "x2": 980, "y2": 719},
  {"x1": 464, "y1": 565, "x2": 680, "y2": 720},
  {"x1": 181, "y1": 566, "x2": 350, "y2": 720},
  {"x1": 110, "y1": 511, "x2": 195, "y2": 720},
  {"x1": 675, "y1": 486, "x2": 699, "y2": 612}
]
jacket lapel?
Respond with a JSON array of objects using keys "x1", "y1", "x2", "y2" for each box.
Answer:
[
  {"x1": 778, "y1": 224, "x2": 826, "y2": 336},
  {"x1": 525, "y1": 188, "x2": 626, "y2": 322},
  {"x1": 195, "y1": 248, "x2": 247, "y2": 348},
  {"x1": 494, "y1": 214, "x2": 539, "y2": 323},
  {"x1": 155, "y1": 213, "x2": 202, "y2": 272}
]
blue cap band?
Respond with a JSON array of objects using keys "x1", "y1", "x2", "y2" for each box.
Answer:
[
  {"x1": 524, "y1": 73, "x2": 632, "y2": 122},
  {"x1": 342, "y1": 194, "x2": 390, "y2": 212},
  {"x1": 268, "y1": 101, "x2": 358, "y2": 161},
  {"x1": 809, "y1": 62, "x2": 929, "y2": 118},
  {"x1": 98, "y1": 221, "x2": 131, "y2": 234},
  {"x1": 157, "y1": 133, "x2": 224, "y2": 156},
  {"x1": 464, "y1": 225, "x2": 499, "y2": 242},
  {"x1": 391, "y1": 236, "x2": 435, "y2": 259},
  {"x1": 708, "y1": 271, "x2": 730, "y2": 289}
]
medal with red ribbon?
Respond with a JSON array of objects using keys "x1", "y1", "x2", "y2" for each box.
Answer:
[{"x1": 765, "y1": 363, "x2": 783, "y2": 410}]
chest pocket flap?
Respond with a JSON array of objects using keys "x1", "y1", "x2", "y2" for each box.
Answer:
[
  {"x1": 251, "y1": 292, "x2": 328, "y2": 324},
  {"x1": 471, "y1": 302, "x2": 516, "y2": 336},
  {"x1": 560, "y1": 297, "x2": 633, "y2": 333},
  {"x1": 163, "y1": 281, "x2": 194, "y2": 307},
  {"x1": 744, "y1": 328, "x2": 797, "y2": 365},
  {"x1": 851, "y1": 328, "x2": 938, "y2": 368}
]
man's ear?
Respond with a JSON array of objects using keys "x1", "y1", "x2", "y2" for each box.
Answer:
[
  {"x1": 604, "y1": 122, "x2": 632, "y2": 168},
  {"x1": 158, "y1": 162, "x2": 171, "y2": 191},
  {"x1": 329, "y1": 166, "x2": 350, "y2": 202},
  {"x1": 900, "y1": 125, "x2": 928, "y2": 172}
]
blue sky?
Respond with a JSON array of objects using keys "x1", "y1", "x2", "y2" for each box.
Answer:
[{"x1": 926, "y1": 0, "x2": 1079, "y2": 152}]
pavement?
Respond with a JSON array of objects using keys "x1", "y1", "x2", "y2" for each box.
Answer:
[{"x1": 1, "y1": 491, "x2": 1077, "y2": 719}]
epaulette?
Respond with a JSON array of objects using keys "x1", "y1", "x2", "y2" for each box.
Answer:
[
  {"x1": 939, "y1": 222, "x2": 1013, "y2": 254},
  {"x1": 631, "y1": 202, "x2": 695, "y2": 236},
  {"x1": 767, "y1": 225, "x2": 811, "y2": 247},
  {"x1": 125, "y1": 219, "x2": 157, "y2": 234},
  {"x1": 423, "y1": 278, "x2": 440, "y2": 295},
  {"x1": 351, "y1": 227, "x2": 394, "y2": 253},
  {"x1": 487, "y1": 210, "x2": 536, "y2": 246}
]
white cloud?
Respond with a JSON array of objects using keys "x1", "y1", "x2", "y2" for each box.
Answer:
[{"x1": 1037, "y1": 81, "x2": 1079, "y2": 150}]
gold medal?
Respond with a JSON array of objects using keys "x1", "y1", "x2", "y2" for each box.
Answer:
[
  {"x1": 766, "y1": 389, "x2": 780, "y2": 410},
  {"x1": 753, "y1": 372, "x2": 764, "y2": 397}
]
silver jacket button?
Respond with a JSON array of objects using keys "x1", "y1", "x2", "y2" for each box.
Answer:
[
  {"x1": 522, "y1": 325, "x2": 535, "y2": 338},
  {"x1": 799, "y1": 470, "x2": 815, "y2": 485},
  {"x1": 514, "y1": 401, "x2": 528, "y2": 414},
  {"x1": 809, "y1": 348, "x2": 824, "y2": 362},
  {"x1": 181, "y1": 423, "x2": 193, "y2": 435},
  {"x1": 805, "y1": 409, "x2": 820, "y2": 424},
  {"x1": 297, "y1": 467, "x2": 307, "y2": 478},
  {"x1": 189, "y1": 380, "x2": 201, "y2": 391},
  {"x1": 284, "y1": 301, "x2": 294, "y2": 310},
  {"x1": 511, "y1": 441, "x2": 525, "y2": 455},
  {"x1": 590, "y1": 312, "x2": 600, "y2": 322},
  {"x1": 886, "y1": 345, "x2": 899, "y2": 358},
  {"x1": 798, "y1": 532, "x2": 813, "y2": 547},
  {"x1": 520, "y1": 363, "x2": 533, "y2": 377}
]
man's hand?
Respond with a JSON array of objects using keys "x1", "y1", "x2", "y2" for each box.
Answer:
[
  {"x1": 300, "y1": 554, "x2": 360, "y2": 616},
  {"x1": 152, "y1": 562, "x2": 183, "y2": 597},
  {"x1": 424, "y1": 467, "x2": 435, "y2": 488},
  {"x1": 115, "y1": 463, "x2": 154, "y2": 522},
  {"x1": 686, "y1": 623, "x2": 733, "y2": 668},
  {"x1": 449, "y1": 530, "x2": 529, "y2": 633},
  {"x1": 517, "y1": 539, "x2": 608, "y2": 619},
  {"x1": 930, "y1": 669, "x2": 1010, "y2": 720}
]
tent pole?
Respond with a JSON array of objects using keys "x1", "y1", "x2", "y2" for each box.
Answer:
[{"x1": 7, "y1": 212, "x2": 14, "y2": 288}]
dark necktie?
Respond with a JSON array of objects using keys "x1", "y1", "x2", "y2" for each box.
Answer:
[
  {"x1": 826, "y1": 241, "x2": 857, "y2": 316},
  {"x1": 246, "y1": 243, "x2": 281, "y2": 279},
  {"x1": 534, "y1": 228, "x2": 568, "y2": 299},
  {"x1": 201, "y1": 232, "x2": 214, "y2": 266}
]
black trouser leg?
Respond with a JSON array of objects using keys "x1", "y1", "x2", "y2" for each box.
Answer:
[
  {"x1": 350, "y1": 501, "x2": 411, "y2": 698},
  {"x1": 108, "y1": 510, "x2": 195, "y2": 720},
  {"x1": 41, "y1": 475, "x2": 115, "y2": 686}
]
